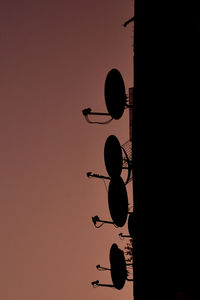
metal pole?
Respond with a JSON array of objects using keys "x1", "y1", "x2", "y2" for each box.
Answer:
[
  {"x1": 98, "y1": 219, "x2": 114, "y2": 224},
  {"x1": 87, "y1": 112, "x2": 110, "y2": 116}
]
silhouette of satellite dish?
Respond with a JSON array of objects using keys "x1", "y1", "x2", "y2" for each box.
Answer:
[
  {"x1": 104, "y1": 135, "x2": 123, "y2": 177},
  {"x1": 128, "y1": 212, "x2": 135, "y2": 238},
  {"x1": 82, "y1": 69, "x2": 132, "y2": 124},
  {"x1": 104, "y1": 68, "x2": 126, "y2": 120},
  {"x1": 91, "y1": 244, "x2": 133, "y2": 289},
  {"x1": 104, "y1": 136, "x2": 133, "y2": 184},
  {"x1": 108, "y1": 176, "x2": 128, "y2": 227},
  {"x1": 110, "y1": 243, "x2": 127, "y2": 290}
]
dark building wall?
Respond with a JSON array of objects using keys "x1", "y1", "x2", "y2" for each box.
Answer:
[{"x1": 133, "y1": 3, "x2": 200, "y2": 299}]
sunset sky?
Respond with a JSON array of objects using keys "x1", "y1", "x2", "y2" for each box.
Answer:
[{"x1": 0, "y1": 1, "x2": 133, "y2": 299}]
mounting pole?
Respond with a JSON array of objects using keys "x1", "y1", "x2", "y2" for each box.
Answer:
[
  {"x1": 96, "y1": 265, "x2": 111, "y2": 271},
  {"x1": 92, "y1": 216, "x2": 114, "y2": 227},
  {"x1": 87, "y1": 172, "x2": 111, "y2": 180},
  {"x1": 82, "y1": 108, "x2": 109, "y2": 116},
  {"x1": 91, "y1": 280, "x2": 114, "y2": 288}
]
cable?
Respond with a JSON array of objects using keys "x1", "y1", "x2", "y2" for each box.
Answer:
[
  {"x1": 101, "y1": 178, "x2": 108, "y2": 192},
  {"x1": 94, "y1": 222, "x2": 104, "y2": 228},
  {"x1": 84, "y1": 114, "x2": 113, "y2": 124}
]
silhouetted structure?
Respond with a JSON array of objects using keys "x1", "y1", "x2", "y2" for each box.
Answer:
[
  {"x1": 134, "y1": 1, "x2": 200, "y2": 299},
  {"x1": 104, "y1": 135, "x2": 123, "y2": 177},
  {"x1": 84, "y1": 5, "x2": 135, "y2": 299},
  {"x1": 104, "y1": 69, "x2": 127, "y2": 119},
  {"x1": 82, "y1": 68, "x2": 132, "y2": 124},
  {"x1": 104, "y1": 135, "x2": 132, "y2": 184},
  {"x1": 108, "y1": 176, "x2": 128, "y2": 227},
  {"x1": 91, "y1": 244, "x2": 133, "y2": 290}
]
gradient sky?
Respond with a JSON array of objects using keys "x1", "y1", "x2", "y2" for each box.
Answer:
[{"x1": 0, "y1": 1, "x2": 133, "y2": 299}]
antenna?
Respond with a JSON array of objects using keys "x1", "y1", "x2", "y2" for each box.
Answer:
[
  {"x1": 110, "y1": 243, "x2": 133, "y2": 289},
  {"x1": 85, "y1": 2, "x2": 135, "y2": 296},
  {"x1": 108, "y1": 176, "x2": 128, "y2": 227},
  {"x1": 104, "y1": 68, "x2": 127, "y2": 119},
  {"x1": 104, "y1": 135, "x2": 123, "y2": 178},
  {"x1": 82, "y1": 69, "x2": 133, "y2": 124},
  {"x1": 104, "y1": 135, "x2": 132, "y2": 184},
  {"x1": 91, "y1": 243, "x2": 133, "y2": 290}
]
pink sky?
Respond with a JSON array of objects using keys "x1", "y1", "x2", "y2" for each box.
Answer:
[{"x1": 0, "y1": 1, "x2": 133, "y2": 299}]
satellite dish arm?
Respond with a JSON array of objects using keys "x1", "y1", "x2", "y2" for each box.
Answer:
[
  {"x1": 82, "y1": 108, "x2": 110, "y2": 116},
  {"x1": 96, "y1": 264, "x2": 111, "y2": 271},
  {"x1": 92, "y1": 216, "x2": 114, "y2": 228},
  {"x1": 91, "y1": 280, "x2": 114, "y2": 288},
  {"x1": 87, "y1": 172, "x2": 111, "y2": 180},
  {"x1": 82, "y1": 108, "x2": 113, "y2": 124}
]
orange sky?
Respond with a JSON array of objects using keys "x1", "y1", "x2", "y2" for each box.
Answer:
[{"x1": 0, "y1": 1, "x2": 133, "y2": 299}]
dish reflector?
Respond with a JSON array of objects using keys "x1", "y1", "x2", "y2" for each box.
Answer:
[
  {"x1": 108, "y1": 176, "x2": 128, "y2": 227},
  {"x1": 110, "y1": 243, "x2": 127, "y2": 290},
  {"x1": 104, "y1": 69, "x2": 126, "y2": 120},
  {"x1": 104, "y1": 135, "x2": 123, "y2": 177}
]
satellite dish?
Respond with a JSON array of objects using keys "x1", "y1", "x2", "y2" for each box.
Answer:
[
  {"x1": 91, "y1": 244, "x2": 133, "y2": 289},
  {"x1": 108, "y1": 176, "x2": 128, "y2": 227},
  {"x1": 104, "y1": 135, "x2": 123, "y2": 178},
  {"x1": 82, "y1": 69, "x2": 132, "y2": 124},
  {"x1": 104, "y1": 68, "x2": 126, "y2": 120},
  {"x1": 110, "y1": 243, "x2": 127, "y2": 290},
  {"x1": 128, "y1": 212, "x2": 135, "y2": 238},
  {"x1": 104, "y1": 136, "x2": 133, "y2": 184}
]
